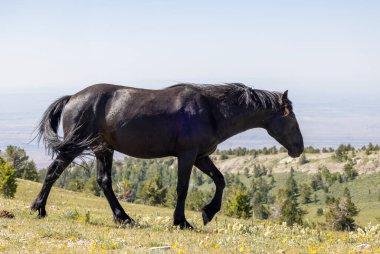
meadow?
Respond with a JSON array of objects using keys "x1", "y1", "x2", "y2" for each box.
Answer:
[{"x1": 1, "y1": 179, "x2": 380, "y2": 253}]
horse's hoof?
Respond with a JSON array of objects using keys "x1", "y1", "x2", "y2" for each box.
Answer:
[
  {"x1": 202, "y1": 209, "x2": 210, "y2": 225},
  {"x1": 32, "y1": 206, "x2": 47, "y2": 219},
  {"x1": 114, "y1": 216, "x2": 135, "y2": 226},
  {"x1": 36, "y1": 213, "x2": 47, "y2": 219},
  {"x1": 174, "y1": 220, "x2": 194, "y2": 230}
]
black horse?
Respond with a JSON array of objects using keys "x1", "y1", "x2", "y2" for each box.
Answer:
[{"x1": 31, "y1": 83, "x2": 303, "y2": 229}]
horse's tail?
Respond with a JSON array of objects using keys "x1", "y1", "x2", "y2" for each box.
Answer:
[{"x1": 37, "y1": 95, "x2": 72, "y2": 157}]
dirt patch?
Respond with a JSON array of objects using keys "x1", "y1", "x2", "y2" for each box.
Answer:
[{"x1": 0, "y1": 210, "x2": 15, "y2": 219}]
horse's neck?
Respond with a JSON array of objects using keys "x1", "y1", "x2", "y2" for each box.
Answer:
[{"x1": 214, "y1": 104, "x2": 268, "y2": 143}]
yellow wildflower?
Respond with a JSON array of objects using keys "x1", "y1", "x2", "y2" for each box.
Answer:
[
  {"x1": 90, "y1": 242, "x2": 97, "y2": 254},
  {"x1": 308, "y1": 245, "x2": 317, "y2": 254}
]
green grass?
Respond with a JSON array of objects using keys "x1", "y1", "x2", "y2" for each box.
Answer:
[
  {"x1": 1, "y1": 179, "x2": 380, "y2": 253},
  {"x1": 282, "y1": 172, "x2": 380, "y2": 226},
  {"x1": 233, "y1": 170, "x2": 380, "y2": 227},
  {"x1": 304, "y1": 173, "x2": 380, "y2": 226}
]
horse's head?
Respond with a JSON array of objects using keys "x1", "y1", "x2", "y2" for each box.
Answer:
[{"x1": 265, "y1": 90, "x2": 304, "y2": 158}]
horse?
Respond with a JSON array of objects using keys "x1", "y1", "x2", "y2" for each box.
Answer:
[{"x1": 31, "y1": 83, "x2": 304, "y2": 229}]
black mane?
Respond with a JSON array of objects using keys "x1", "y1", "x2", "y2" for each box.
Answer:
[{"x1": 169, "y1": 83, "x2": 283, "y2": 111}]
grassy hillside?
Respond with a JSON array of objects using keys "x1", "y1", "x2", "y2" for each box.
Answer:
[
  {"x1": 196, "y1": 170, "x2": 380, "y2": 227},
  {"x1": 1, "y1": 179, "x2": 380, "y2": 253},
  {"x1": 212, "y1": 150, "x2": 380, "y2": 174},
  {"x1": 212, "y1": 150, "x2": 380, "y2": 227}
]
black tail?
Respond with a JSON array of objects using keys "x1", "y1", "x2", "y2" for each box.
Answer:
[{"x1": 37, "y1": 96, "x2": 72, "y2": 157}]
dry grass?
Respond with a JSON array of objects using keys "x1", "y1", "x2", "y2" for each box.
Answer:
[{"x1": 0, "y1": 179, "x2": 380, "y2": 253}]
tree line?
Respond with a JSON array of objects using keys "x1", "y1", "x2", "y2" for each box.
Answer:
[
  {"x1": 214, "y1": 143, "x2": 379, "y2": 160},
  {"x1": 1, "y1": 143, "x2": 378, "y2": 231}
]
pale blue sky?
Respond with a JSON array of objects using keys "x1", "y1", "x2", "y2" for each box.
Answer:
[
  {"x1": 0, "y1": 0, "x2": 379, "y2": 99},
  {"x1": 1, "y1": 1, "x2": 380, "y2": 164}
]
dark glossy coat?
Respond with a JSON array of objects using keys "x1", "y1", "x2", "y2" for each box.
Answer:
[{"x1": 32, "y1": 83, "x2": 303, "y2": 229}]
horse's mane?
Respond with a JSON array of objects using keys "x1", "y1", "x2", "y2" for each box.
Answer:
[{"x1": 169, "y1": 83, "x2": 283, "y2": 111}]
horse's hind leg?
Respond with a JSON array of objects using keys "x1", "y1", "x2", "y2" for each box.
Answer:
[
  {"x1": 173, "y1": 150, "x2": 197, "y2": 229},
  {"x1": 95, "y1": 150, "x2": 133, "y2": 224},
  {"x1": 194, "y1": 156, "x2": 225, "y2": 225},
  {"x1": 31, "y1": 152, "x2": 78, "y2": 218}
]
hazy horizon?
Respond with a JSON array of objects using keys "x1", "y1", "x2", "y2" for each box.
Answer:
[{"x1": 1, "y1": 89, "x2": 379, "y2": 168}]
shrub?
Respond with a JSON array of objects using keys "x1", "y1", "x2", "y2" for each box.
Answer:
[
  {"x1": 220, "y1": 154, "x2": 229, "y2": 160},
  {"x1": 85, "y1": 176, "x2": 102, "y2": 196},
  {"x1": 225, "y1": 187, "x2": 252, "y2": 219},
  {"x1": 186, "y1": 187, "x2": 206, "y2": 211},
  {"x1": 141, "y1": 174, "x2": 167, "y2": 206},
  {"x1": 298, "y1": 153, "x2": 308, "y2": 165},
  {"x1": 0, "y1": 157, "x2": 17, "y2": 198}
]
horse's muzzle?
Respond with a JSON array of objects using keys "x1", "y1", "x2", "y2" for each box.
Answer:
[{"x1": 288, "y1": 143, "x2": 304, "y2": 158}]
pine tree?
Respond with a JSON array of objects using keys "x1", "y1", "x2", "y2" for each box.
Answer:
[
  {"x1": 117, "y1": 178, "x2": 136, "y2": 202},
  {"x1": 250, "y1": 173, "x2": 275, "y2": 219},
  {"x1": 22, "y1": 161, "x2": 38, "y2": 181},
  {"x1": 285, "y1": 168, "x2": 299, "y2": 196},
  {"x1": 4, "y1": 146, "x2": 38, "y2": 181},
  {"x1": 343, "y1": 162, "x2": 358, "y2": 181},
  {"x1": 276, "y1": 168, "x2": 306, "y2": 226},
  {"x1": 5, "y1": 146, "x2": 28, "y2": 177},
  {"x1": 165, "y1": 185, "x2": 177, "y2": 208},
  {"x1": 311, "y1": 172, "x2": 323, "y2": 191},
  {"x1": 325, "y1": 188, "x2": 359, "y2": 231},
  {"x1": 299, "y1": 184, "x2": 312, "y2": 204},
  {"x1": 0, "y1": 157, "x2": 17, "y2": 198}
]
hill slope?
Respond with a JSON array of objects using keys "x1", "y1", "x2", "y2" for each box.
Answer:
[
  {"x1": 212, "y1": 151, "x2": 380, "y2": 174},
  {"x1": 0, "y1": 179, "x2": 380, "y2": 253}
]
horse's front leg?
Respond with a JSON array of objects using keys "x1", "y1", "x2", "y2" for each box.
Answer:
[
  {"x1": 194, "y1": 156, "x2": 225, "y2": 225},
  {"x1": 173, "y1": 150, "x2": 197, "y2": 229}
]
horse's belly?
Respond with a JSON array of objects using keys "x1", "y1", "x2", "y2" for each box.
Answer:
[{"x1": 105, "y1": 124, "x2": 176, "y2": 158}]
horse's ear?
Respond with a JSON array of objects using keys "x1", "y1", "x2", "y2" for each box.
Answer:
[
  {"x1": 282, "y1": 90, "x2": 289, "y2": 104},
  {"x1": 281, "y1": 90, "x2": 291, "y2": 116}
]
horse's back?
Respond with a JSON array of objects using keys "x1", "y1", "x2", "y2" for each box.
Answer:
[
  {"x1": 62, "y1": 83, "x2": 216, "y2": 158},
  {"x1": 102, "y1": 84, "x2": 214, "y2": 157}
]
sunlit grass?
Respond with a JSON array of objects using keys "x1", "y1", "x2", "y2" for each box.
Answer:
[{"x1": 0, "y1": 179, "x2": 380, "y2": 253}]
